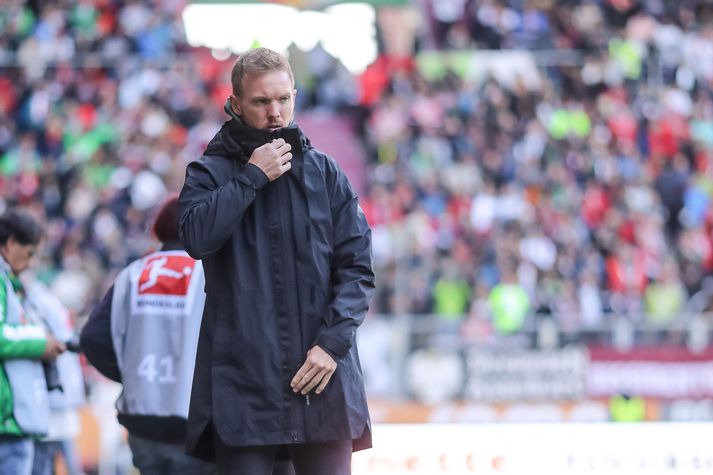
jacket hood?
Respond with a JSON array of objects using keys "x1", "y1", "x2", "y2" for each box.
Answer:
[{"x1": 203, "y1": 99, "x2": 311, "y2": 161}]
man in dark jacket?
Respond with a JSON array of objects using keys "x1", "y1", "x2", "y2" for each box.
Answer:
[{"x1": 177, "y1": 47, "x2": 375, "y2": 475}]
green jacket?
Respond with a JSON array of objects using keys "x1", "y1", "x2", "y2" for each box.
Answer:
[{"x1": 0, "y1": 265, "x2": 47, "y2": 437}]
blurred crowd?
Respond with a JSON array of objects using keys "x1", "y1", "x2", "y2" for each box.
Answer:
[
  {"x1": 1, "y1": 0, "x2": 236, "y2": 317},
  {"x1": 363, "y1": 0, "x2": 713, "y2": 339},
  {"x1": 0, "y1": 0, "x2": 712, "y2": 345}
]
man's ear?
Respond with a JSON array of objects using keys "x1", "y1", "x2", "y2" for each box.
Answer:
[{"x1": 230, "y1": 95, "x2": 242, "y2": 115}]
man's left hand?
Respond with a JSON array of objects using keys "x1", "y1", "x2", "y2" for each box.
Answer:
[{"x1": 291, "y1": 346, "x2": 337, "y2": 395}]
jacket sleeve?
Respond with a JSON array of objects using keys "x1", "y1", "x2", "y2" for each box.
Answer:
[
  {"x1": 80, "y1": 285, "x2": 121, "y2": 382},
  {"x1": 178, "y1": 158, "x2": 268, "y2": 260},
  {"x1": 313, "y1": 159, "x2": 375, "y2": 360},
  {"x1": 0, "y1": 276, "x2": 47, "y2": 360}
]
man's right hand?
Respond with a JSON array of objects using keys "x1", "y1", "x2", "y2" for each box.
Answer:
[
  {"x1": 42, "y1": 334, "x2": 66, "y2": 361},
  {"x1": 248, "y1": 138, "x2": 292, "y2": 181}
]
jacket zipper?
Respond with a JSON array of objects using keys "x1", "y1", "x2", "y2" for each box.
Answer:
[{"x1": 273, "y1": 130, "x2": 311, "y2": 430}]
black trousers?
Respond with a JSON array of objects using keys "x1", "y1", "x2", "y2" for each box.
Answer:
[{"x1": 215, "y1": 437, "x2": 352, "y2": 475}]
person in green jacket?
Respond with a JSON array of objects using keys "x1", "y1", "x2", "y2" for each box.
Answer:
[
  {"x1": 488, "y1": 267, "x2": 530, "y2": 335},
  {"x1": 0, "y1": 209, "x2": 65, "y2": 475}
]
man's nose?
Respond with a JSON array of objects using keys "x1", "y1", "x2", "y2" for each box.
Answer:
[{"x1": 268, "y1": 102, "x2": 280, "y2": 117}]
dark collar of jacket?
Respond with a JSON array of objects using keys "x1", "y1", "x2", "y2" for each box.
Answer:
[
  {"x1": 203, "y1": 99, "x2": 312, "y2": 163},
  {"x1": 160, "y1": 241, "x2": 185, "y2": 252}
]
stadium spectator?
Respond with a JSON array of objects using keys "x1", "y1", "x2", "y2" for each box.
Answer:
[
  {"x1": 609, "y1": 393, "x2": 646, "y2": 422},
  {"x1": 644, "y1": 256, "x2": 687, "y2": 327},
  {"x1": 0, "y1": 209, "x2": 65, "y2": 475},
  {"x1": 23, "y1": 278, "x2": 85, "y2": 475},
  {"x1": 488, "y1": 264, "x2": 530, "y2": 335},
  {"x1": 432, "y1": 258, "x2": 471, "y2": 321}
]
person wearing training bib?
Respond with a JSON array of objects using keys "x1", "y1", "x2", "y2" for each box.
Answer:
[{"x1": 81, "y1": 196, "x2": 215, "y2": 475}]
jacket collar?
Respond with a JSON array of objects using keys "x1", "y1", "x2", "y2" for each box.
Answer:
[
  {"x1": 0, "y1": 254, "x2": 22, "y2": 293},
  {"x1": 0, "y1": 253, "x2": 11, "y2": 275}
]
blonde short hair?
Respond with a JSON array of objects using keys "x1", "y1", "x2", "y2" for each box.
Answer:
[{"x1": 231, "y1": 47, "x2": 294, "y2": 97}]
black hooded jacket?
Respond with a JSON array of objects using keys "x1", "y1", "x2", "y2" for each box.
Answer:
[{"x1": 178, "y1": 113, "x2": 374, "y2": 460}]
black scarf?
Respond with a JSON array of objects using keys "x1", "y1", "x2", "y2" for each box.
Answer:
[{"x1": 204, "y1": 99, "x2": 306, "y2": 165}]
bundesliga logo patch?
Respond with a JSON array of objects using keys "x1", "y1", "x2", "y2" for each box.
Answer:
[{"x1": 138, "y1": 255, "x2": 195, "y2": 296}]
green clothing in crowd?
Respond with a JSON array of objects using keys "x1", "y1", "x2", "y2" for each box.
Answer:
[
  {"x1": 488, "y1": 283, "x2": 530, "y2": 335},
  {"x1": 433, "y1": 278, "x2": 471, "y2": 321},
  {"x1": 0, "y1": 270, "x2": 47, "y2": 437},
  {"x1": 609, "y1": 394, "x2": 646, "y2": 422}
]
